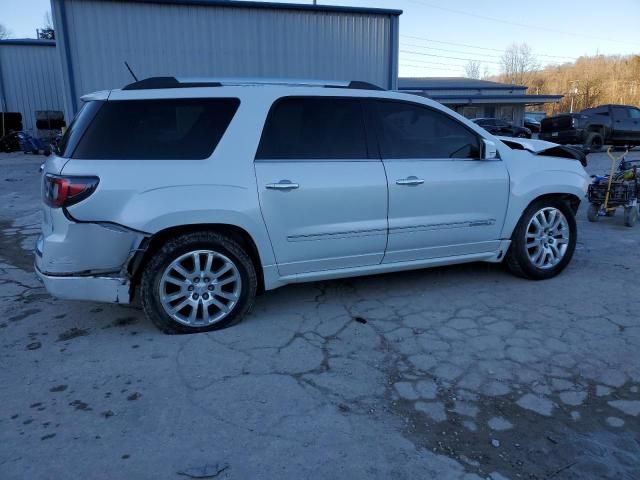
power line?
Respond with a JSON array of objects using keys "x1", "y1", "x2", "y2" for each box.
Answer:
[
  {"x1": 400, "y1": 49, "x2": 503, "y2": 65},
  {"x1": 401, "y1": 42, "x2": 570, "y2": 67},
  {"x1": 401, "y1": 42, "x2": 504, "y2": 60},
  {"x1": 400, "y1": 35, "x2": 578, "y2": 60},
  {"x1": 400, "y1": 64, "x2": 464, "y2": 73},
  {"x1": 398, "y1": 55, "x2": 469, "y2": 68},
  {"x1": 408, "y1": 0, "x2": 640, "y2": 47}
]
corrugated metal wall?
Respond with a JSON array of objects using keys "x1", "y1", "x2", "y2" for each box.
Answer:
[
  {"x1": 52, "y1": 0, "x2": 398, "y2": 117},
  {"x1": 0, "y1": 42, "x2": 64, "y2": 133}
]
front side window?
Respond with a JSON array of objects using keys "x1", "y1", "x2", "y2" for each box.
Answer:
[
  {"x1": 628, "y1": 108, "x2": 640, "y2": 119},
  {"x1": 374, "y1": 100, "x2": 481, "y2": 160},
  {"x1": 255, "y1": 97, "x2": 368, "y2": 160},
  {"x1": 71, "y1": 98, "x2": 240, "y2": 160}
]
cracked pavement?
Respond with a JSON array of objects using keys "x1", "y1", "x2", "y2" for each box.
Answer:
[{"x1": 1, "y1": 151, "x2": 639, "y2": 479}]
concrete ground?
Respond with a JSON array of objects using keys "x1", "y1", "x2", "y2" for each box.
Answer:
[{"x1": 1, "y1": 150, "x2": 639, "y2": 480}]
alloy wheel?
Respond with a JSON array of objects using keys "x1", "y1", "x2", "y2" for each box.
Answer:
[
  {"x1": 525, "y1": 207, "x2": 570, "y2": 269},
  {"x1": 159, "y1": 250, "x2": 242, "y2": 326}
]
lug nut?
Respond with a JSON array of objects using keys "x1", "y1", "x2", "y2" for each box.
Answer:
[
  {"x1": 192, "y1": 293, "x2": 199, "y2": 300},
  {"x1": 203, "y1": 293, "x2": 209, "y2": 300},
  {"x1": 207, "y1": 285, "x2": 214, "y2": 291},
  {"x1": 188, "y1": 285, "x2": 194, "y2": 292},
  {"x1": 194, "y1": 278, "x2": 200, "y2": 284},
  {"x1": 204, "y1": 277, "x2": 210, "y2": 283}
]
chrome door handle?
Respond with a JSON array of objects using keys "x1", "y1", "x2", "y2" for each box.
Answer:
[
  {"x1": 396, "y1": 176, "x2": 424, "y2": 186},
  {"x1": 266, "y1": 180, "x2": 299, "y2": 190}
]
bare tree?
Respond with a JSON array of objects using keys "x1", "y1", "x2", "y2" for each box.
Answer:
[
  {"x1": 500, "y1": 43, "x2": 539, "y2": 85},
  {"x1": 465, "y1": 60, "x2": 481, "y2": 79},
  {"x1": 38, "y1": 12, "x2": 55, "y2": 40},
  {"x1": 0, "y1": 24, "x2": 10, "y2": 39}
]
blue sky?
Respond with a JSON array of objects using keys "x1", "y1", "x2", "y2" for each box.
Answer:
[{"x1": 4, "y1": 0, "x2": 640, "y2": 77}]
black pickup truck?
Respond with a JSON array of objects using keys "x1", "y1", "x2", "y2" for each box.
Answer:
[{"x1": 540, "y1": 104, "x2": 640, "y2": 151}]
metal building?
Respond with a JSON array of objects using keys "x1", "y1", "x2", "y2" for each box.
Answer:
[
  {"x1": 0, "y1": 39, "x2": 65, "y2": 134},
  {"x1": 51, "y1": 0, "x2": 401, "y2": 117},
  {"x1": 398, "y1": 77, "x2": 563, "y2": 127}
]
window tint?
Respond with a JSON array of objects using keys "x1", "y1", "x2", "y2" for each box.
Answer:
[
  {"x1": 612, "y1": 107, "x2": 629, "y2": 120},
  {"x1": 629, "y1": 109, "x2": 640, "y2": 119},
  {"x1": 71, "y1": 98, "x2": 240, "y2": 160},
  {"x1": 57, "y1": 101, "x2": 102, "y2": 158},
  {"x1": 374, "y1": 101, "x2": 481, "y2": 159},
  {"x1": 256, "y1": 97, "x2": 368, "y2": 160}
]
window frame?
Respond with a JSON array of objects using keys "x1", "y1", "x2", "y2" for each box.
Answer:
[
  {"x1": 254, "y1": 95, "x2": 378, "y2": 162},
  {"x1": 367, "y1": 98, "x2": 485, "y2": 162}
]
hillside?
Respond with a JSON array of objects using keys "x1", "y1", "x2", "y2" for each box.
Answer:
[{"x1": 495, "y1": 54, "x2": 640, "y2": 115}]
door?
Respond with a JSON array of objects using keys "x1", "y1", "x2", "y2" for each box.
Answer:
[
  {"x1": 627, "y1": 107, "x2": 640, "y2": 144},
  {"x1": 370, "y1": 99, "x2": 510, "y2": 264},
  {"x1": 254, "y1": 96, "x2": 388, "y2": 276},
  {"x1": 611, "y1": 106, "x2": 634, "y2": 143}
]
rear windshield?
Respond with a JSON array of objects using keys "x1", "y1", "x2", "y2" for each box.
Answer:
[{"x1": 69, "y1": 98, "x2": 240, "y2": 160}]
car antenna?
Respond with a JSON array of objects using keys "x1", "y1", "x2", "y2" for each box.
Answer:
[{"x1": 124, "y1": 61, "x2": 139, "y2": 81}]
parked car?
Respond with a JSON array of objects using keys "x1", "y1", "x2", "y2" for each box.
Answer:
[
  {"x1": 539, "y1": 104, "x2": 640, "y2": 151},
  {"x1": 524, "y1": 117, "x2": 541, "y2": 133},
  {"x1": 472, "y1": 118, "x2": 532, "y2": 138},
  {"x1": 36, "y1": 77, "x2": 588, "y2": 334}
]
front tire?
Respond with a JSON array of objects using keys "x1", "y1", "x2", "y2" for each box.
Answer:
[
  {"x1": 141, "y1": 231, "x2": 257, "y2": 334},
  {"x1": 587, "y1": 204, "x2": 600, "y2": 222},
  {"x1": 505, "y1": 199, "x2": 577, "y2": 280}
]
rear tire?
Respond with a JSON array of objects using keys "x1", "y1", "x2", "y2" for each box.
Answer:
[
  {"x1": 141, "y1": 231, "x2": 257, "y2": 334},
  {"x1": 624, "y1": 206, "x2": 638, "y2": 227},
  {"x1": 584, "y1": 132, "x2": 603, "y2": 152},
  {"x1": 505, "y1": 199, "x2": 577, "y2": 280}
]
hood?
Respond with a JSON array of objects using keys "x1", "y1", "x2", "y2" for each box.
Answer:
[{"x1": 497, "y1": 136, "x2": 588, "y2": 167}]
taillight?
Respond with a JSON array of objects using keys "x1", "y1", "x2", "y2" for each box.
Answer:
[{"x1": 43, "y1": 174, "x2": 99, "y2": 208}]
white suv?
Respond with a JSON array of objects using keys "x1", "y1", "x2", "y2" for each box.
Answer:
[{"x1": 36, "y1": 77, "x2": 589, "y2": 334}]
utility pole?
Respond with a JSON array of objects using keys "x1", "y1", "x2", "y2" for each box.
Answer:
[{"x1": 569, "y1": 80, "x2": 579, "y2": 113}]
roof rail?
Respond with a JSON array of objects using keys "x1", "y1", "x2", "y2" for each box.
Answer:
[{"x1": 122, "y1": 77, "x2": 385, "y2": 91}]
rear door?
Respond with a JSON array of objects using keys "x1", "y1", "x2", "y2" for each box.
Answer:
[
  {"x1": 611, "y1": 106, "x2": 633, "y2": 143},
  {"x1": 254, "y1": 96, "x2": 388, "y2": 276},
  {"x1": 370, "y1": 99, "x2": 509, "y2": 263}
]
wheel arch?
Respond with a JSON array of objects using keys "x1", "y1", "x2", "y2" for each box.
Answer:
[
  {"x1": 501, "y1": 191, "x2": 582, "y2": 239},
  {"x1": 129, "y1": 223, "x2": 265, "y2": 296}
]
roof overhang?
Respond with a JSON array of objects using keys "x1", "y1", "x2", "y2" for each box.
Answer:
[
  {"x1": 404, "y1": 92, "x2": 564, "y2": 105},
  {"x1": 0, "y1": 39, "x2": 56, "y2": 47},
  {"x1": 83, "y1": 0, "x2": 402, "y2": 16}
]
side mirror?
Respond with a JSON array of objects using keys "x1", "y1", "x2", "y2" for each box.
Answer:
[{"x1": 482, "y1": 139, "x2": 498, "y2": 160}]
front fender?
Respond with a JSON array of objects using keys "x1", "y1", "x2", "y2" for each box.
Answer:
[{"x1": 501, "y1": 169, "x2": 588, "y2": 238}]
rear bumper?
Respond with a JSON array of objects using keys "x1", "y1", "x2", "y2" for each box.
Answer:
[
  {"x1": 539, "y1": 129, "x2": 585, "y2": 145},
  {"x1": 35, "y1": 263, "x2": 131, "y2": 304}
]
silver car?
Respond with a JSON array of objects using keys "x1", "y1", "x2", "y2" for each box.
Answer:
[{"x1": 36, "y1": 77, "x2": 589, "y2": 333}]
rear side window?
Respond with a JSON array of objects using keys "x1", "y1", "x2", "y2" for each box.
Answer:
[
  {"x1": 256, "y1": 97, "x2": 368, "y2": 160},
  {"x1": 374, "y1": 100, "x2": 481, "y2": 160},
  {"x1": 71, "y1": 98, "x2": 240, "y2": 160},
  {"x1": 612, "y1": 106, "x2": 629, "y2": 121},
  {"x1": 57, "y1": 101, "x2": 102, "y2": 158}
]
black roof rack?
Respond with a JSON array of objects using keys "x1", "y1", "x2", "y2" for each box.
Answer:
[
  {"x1": 122, "y1": 77, "x2": 385, "y2": 91},
  {"x1": 342, "y1": 81, "x2": 385, "y2": 91},
  {"x1": 122, "y1": 77, "x2": 222, "y2": 90}
]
